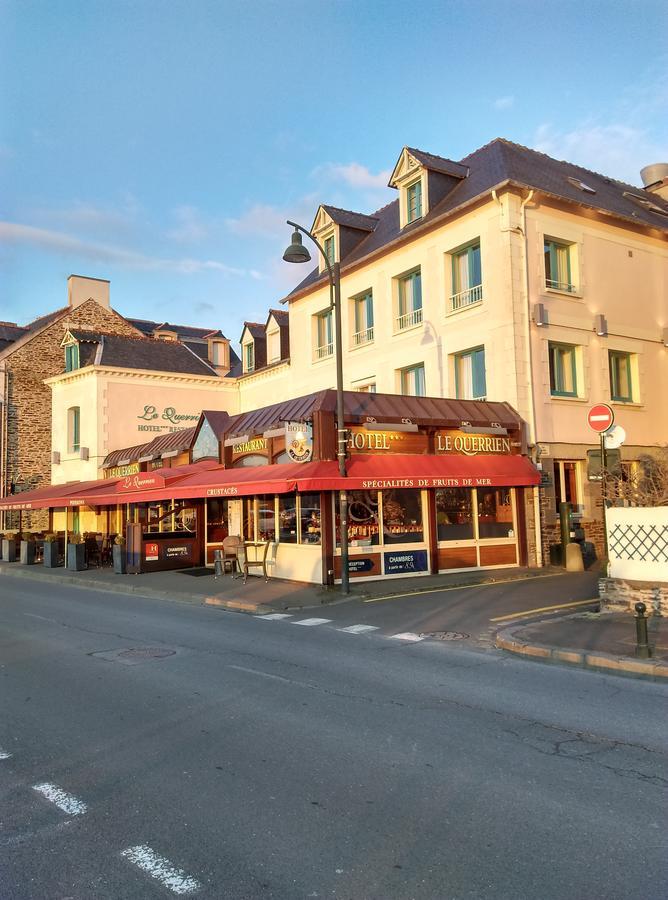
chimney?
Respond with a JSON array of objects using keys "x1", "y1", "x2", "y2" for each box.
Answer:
[
  {"x1": 67, "y1": 275, "x2": 111, "y2": 310},
  {"x1": 640, "y1": 163, "x2": 668, "y2": 202}
]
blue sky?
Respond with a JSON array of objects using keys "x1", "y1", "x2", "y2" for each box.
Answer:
[{"x1": 1, "y1": 0, "x2": 667, "y2": 349}]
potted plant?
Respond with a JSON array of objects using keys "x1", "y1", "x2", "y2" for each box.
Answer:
[
  {"x1": 112, "y1": 534, "x2": 127, "y2": 574},
  {"x1": 66, "y1": 533, "x2": 86, "y2": 571},
  {"x1": 20, "y1": 533, "x2": 36, "y2": 565},
  {"x1": 2, "y1": 531, "x2": 18, "y2": 562},
  {"x1": 43, "y1": 533, "x2": 61, "y2": 568}
]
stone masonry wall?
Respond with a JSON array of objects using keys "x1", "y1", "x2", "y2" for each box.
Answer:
[
  {"x1": 3, "y1": 301, "x2": 141, "y2": 530},
  {"x1": 599, "y1": 577, "x2": 667, "y2": 616}
]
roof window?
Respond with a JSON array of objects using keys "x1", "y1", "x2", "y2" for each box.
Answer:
[
  {"x1": 623, "y1": 191, "x2": 668, "y2": 217},
  {"x1": 567, "y1": 176, "x2": 596, "y2": 194}
]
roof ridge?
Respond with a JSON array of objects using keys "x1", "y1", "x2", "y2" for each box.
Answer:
[{"x1": 323, "y1": 203, "x2": 378, "y2": 219}]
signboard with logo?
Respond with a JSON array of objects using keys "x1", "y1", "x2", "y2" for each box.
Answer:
[
  {"x1": 106, "y1": 462, "x2": 140, "y2": 479},
  {"x1": 118, "y1": 472, "x2": 166, "y2": 493},
  {"x1": 137, "y1": 404, "x2": 200, "y2": 434},
  {"x1": 383, "y1": 549, "x2": 428, "y2": 575},
  {"x1": 141, "y1": 535, "x2": 197, "y2": 572},
  {"x1": 285, "y1": 421, "x2": 313, "y2": 462},
  {"x1": 230, "y1": 436, "x2": 268, "y2": 465},
  {"x1": 347, "y1": 427, "x2": 429, "y2": 454},
  {"x1": 435, "y1": 430, "x2": 515, "y2": 455}
]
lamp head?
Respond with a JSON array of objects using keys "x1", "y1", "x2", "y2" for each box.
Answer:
[{"x1": 283, "y1": 229, "x2": 311, "y2": 264}]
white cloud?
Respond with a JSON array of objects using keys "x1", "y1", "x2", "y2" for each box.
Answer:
[
  {"x1": 532, "y1": 122, "x2": 664, "y2": 185},
  {"x1": 27, "y1": 194, "x2": 142, "y2": 239},
  {"x1": 315, "y1": 161, "x2": 391, "y2": 191},
  {"x1": 494, "y1": 95, "x2": 515, "y2": 111},
  {"x1": 166, "y1": 205, "x2": 211, "y2": 243},
  {"x1": 226, "y1": 203, "x2": 291, "y2": 239},
  {"x1": 0, "y1": 221, "x2": 256, "y2": 279}
]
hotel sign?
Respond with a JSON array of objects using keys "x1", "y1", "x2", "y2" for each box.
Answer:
[
  {"x1": 435, "y1": 430, "x2": 513, "y2": 456},
  {"x1": 106, "y1": 463, "x2": 140, "y2": 479},
  {"x1": 285, "y1": 421, "x2": 313, "y2": 462},
  {"x1": 347, "y1": 428, "x2": 428, "y2": 454}
]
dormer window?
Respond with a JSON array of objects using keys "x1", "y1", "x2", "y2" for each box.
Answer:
[
  {"x1": 211, "y1": 341, "x2": 227, "y2": 367},
  {"x1": 324, "y1": 235, "x2": 335, "y2": 266},
  {"x1": 243, "y1": 342, "x2": 255, "y2": 373},
  {"x1": 64, "y1": 342, "x2": 79, "y2": 372},
  {"x1": 406, "y1": 180, "x2": 423, "y2": 223},
  {"x1": 267, "y1": 328, "x2": 281, "y2": 363}
]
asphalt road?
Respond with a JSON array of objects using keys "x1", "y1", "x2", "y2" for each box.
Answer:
[{"x1": 1, "y1": 574, "x2": 666, "y2": 900}]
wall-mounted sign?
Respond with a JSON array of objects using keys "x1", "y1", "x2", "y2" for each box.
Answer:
[
  {"x1": 384, "y1": 549, "x2": 428, "y2": 575},
  {"x1": 285, "y1": 421, "x2": 313, "y2": 462},
  {"x1": 347, "y1": 427, "x2": 428, "y2": 454},
  {"x1": 348, "y1": 557, "x2": 375, "y2": 573},
  {"x1": 136, "y1": 405, "x2": 200, "y2": 434},
  {"x1": 435, "y1": 430, "x2": 513, "y2": 456},
  {"x1": 118, "y1": 472, "x2": 166, "y2": 493},
  {"x1": 145, "y1": 542, "x2": 159, "y2": 561},
  {"x1": 232, "y1": 436, "x2": 267, "y2": 456},
  {"x1": 106, "y1": 463, "x2": 140, "y2": 479}
]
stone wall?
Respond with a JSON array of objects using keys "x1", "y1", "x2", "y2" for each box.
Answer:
[
  {"x1": 3, "y1": 301, "x2": 141, "y2": 530},
  {"x1": 599, "y1": 577, "x2": 667, "y2": 616}
]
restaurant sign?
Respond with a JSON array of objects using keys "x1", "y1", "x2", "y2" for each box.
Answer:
[
  {"x1": 285, "y1": 421, "x2": 313, "y2": 462},
  {"x1": 106, "y1": 462, "x2": 140, "y2": 479},
  {"x1": 232, "y1": 436, "x2": 267, "y2": 455},
  {"x1": 435, "y1": 430, "x2": 513, "y2": 456},
  {"x1": 118, "y1": 472, "x2": 166, "y2": 492}
]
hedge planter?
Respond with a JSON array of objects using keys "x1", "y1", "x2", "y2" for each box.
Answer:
[
  {"x1": 20, "y1": 540, "x2": 36, "y2": 565},
  {"x1": 43, "y1": 542, "x2": 61, "y2": 568},
  {"x1": 66, "y1": 543, "x2": 87, "y2": 571},
  {"x1": 2, "y1": 539, "x2": 17, "y2": 563},
  {"x1": 112, "y1": 544, "x2": 127, "y2": 575}
]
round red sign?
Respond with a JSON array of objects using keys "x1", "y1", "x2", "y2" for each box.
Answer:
[{"x1": 587, "y1": 404, "x2": 614, "y2": 433}]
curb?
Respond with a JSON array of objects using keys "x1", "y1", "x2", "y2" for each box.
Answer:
[
  {"x1": 204, "y1": 596, "x2": 273, "y2": 615},
  {"x1": 496, "y1": 622, "x2": 668, "y2": 681}
]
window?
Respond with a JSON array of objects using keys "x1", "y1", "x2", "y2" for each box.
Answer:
[
  {"x1": 544, "y1": 239, "x2": 576, "y2": 292},
  {"x1": 454, "y1": 347, "x2": 486, "y2": 400},
  {"x1": 314, "y1": 310, "x2": 333, "y2": 359},
  {"x1": 243, "y1": 342, "x2": 255, "y2": 373},
  {"x1": 400, "y1": 363, "x2": 426, "y2": 396},
  {"x1": 477, "y1": 488, "x2": 514, "y2": 538},
  {"x1": 450, "y1": 242, "x2": 482, "y2": 310},
  {"x1": 267, "y1": 329, "x2": 281, "y2": 363},
  {"x1": 64, "y1": 343, "x2": 79, "y2": 372},
  {"x1": 406, "y1": 180, "x2": 422, "y2": 223},
  {"x1": 355, "y1": 382, "x2": 377, "y2": 393},
  {"x1": 396, "y1": 269, "x2": 422, "y2": 330},
  {"x1": 352, "y1": 291, "x2": 374, "y2": 345},
  {"x1": 68, "y1": 406, "x2": 80, "y2": 453},
  {"x1": 436, "y1": 488, "x2": 474, "y2": 541},
  {"x1": 548, "y1": 342, "x2": 578, "y2": 397},
  {"x1": 554, "y1": 460, "x2": 582, "y2": 512},
  {"x1": 211, "y1": 341, "x2": 226, "y2": 367},
  {"x1": 609, "y1": 350, "x2": 633, "y2": 402},
  {"x1": 324, "y1": 235, "x2": 335, "y2": 266}
]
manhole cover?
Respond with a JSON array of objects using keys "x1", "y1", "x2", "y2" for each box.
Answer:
[
  {"x1": 420, "y1": 631, "x2": 469, "y2": 641},
  {"x1": 117, "y1": 648, "x2": 176, "y2": 660}
]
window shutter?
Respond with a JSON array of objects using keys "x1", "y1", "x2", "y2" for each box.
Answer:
[{"x1": 472, "y1": 349, "x2": 486, "y2": 398}]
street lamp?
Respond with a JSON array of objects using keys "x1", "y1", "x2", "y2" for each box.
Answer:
[{"x1": 283, "y1": 221, "x2": 350, "y2": 594}]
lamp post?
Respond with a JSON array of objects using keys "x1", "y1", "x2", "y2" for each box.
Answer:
[{"x1": 283, "y1": 221, "x2": 350, "y2": 594}]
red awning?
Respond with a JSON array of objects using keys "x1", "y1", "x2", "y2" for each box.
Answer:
[{"x1": 0, "y1": 478, "x2": 120, "y2": 511}]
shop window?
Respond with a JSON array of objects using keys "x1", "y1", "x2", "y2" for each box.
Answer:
[
  {"x1": 400, "y1": 363, "x2": 426, "y2": 397},
  {"x1": 67, "y1": 406, "x2": 80, "y2": 453},
  {"x1": 64, "y1": 343, "x2": 79, "y2": 372},
  {"x1": 477, "y1": 488, "x2": 514, "y2": 538},
  {"x1": 609, "y1": 350, "x2": 634, "y2": 402},
  {"x1": 554, "y1": 461, "x2": 582, "y2": 512},
  {"x1": 336, "y1": 490, "x2": 380, "y2": 546},
  {"x1": 382, "y1": 489, "x2": 424, "y2": 544},
  {"x1": 258, "y1": 496, "x2": 276, "y2": 541},
  {"x1": 278, "y1": 495, "x2": 298, "y2": 543},
  {"x1": 436, "y1": 488, "x2": 474, "y2": 541},
  {"x1": 454, "y1": 347, "x2": 486, "y2": 400},
  {"x1": 299, "y1": 493, "x2": 321, "y2": 545},
  {"x1": 549, "y1": 342, "x2": 579, "y2": 397},
  {"x1": 207, "y1": 498, "x2": 229, "y2": 543}
]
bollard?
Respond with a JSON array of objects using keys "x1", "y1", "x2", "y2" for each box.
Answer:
[
  {"x1": 213, "y1": 548, "x2": 224, "y2": 580},
  {"x1": 634, "y1": 602, "x2": 652, "y2": 659}
]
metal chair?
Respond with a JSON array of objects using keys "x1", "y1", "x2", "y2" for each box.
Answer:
[
  {"x1": 236, "y1": 541, "x2": 270, "y2": 584},
  {"x1": 222, "y1": 535, "x2": 242, "y2": 575}
]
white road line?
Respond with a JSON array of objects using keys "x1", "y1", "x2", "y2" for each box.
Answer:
[
  {"x1": 0, "y1": 750, "x2": 12, "y2": 760},
  {"x1": 337, "y1": 624, "x2": 379, "y2": 634},
  {"x1": 256, "y1": 613, "x2": 293, "y2": 620},
  {"x1": 121, "y1": 845, "x2": 200, "y2": 895},
  {"x1": 32, "y1": 783, "x2": 87, "y2": 816},
  {"x1": 389, "y1": 632, "x2": 425, "y2": 642},
  {"x1": 293, "y1": 617, "x2": 332, "y2": 626}
]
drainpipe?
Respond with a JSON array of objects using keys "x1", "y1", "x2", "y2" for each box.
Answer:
[{"x1": 492, "y1": 188, "x2": 542, "y2": 567}]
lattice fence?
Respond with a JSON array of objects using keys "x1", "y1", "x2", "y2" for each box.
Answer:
[{"x1": 607, "y1": 507, "x2": 668, "y2": 582}]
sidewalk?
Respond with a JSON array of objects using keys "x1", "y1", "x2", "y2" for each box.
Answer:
[
  {"x1": 496, "y1": 609, "x2": 668, "y2": 681},
  {"x1": 0, "y1": 559, "x2": 568, "y2": 615}
]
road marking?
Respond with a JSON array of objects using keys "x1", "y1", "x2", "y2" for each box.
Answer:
[
  {"x1": 337, "y1": 624, "x2": 379, "y2": 634},
  {"x1": 256, "y1": 613, "x2": 293, "y2": 620},
  {"x1": 121, "y1": 845, "x2": 200, "y2": 895},
  {"x1": 363, "y1": 573, "x2": 565, "y2": 603},
  {"x1": 389, "y1": 632, "x2": 424, "y2": 642},
  {"x1": 0, "y1": 749, "x2": 12, "y2": 760},
  {"x1": 490, "y1": 598, "x2": 599, "y2": 622},
  {"x1": 293, "y1": 617, "x2": 332, "y2": 626},
  {"x1": 32, "y1": 783, "x2": 87, "y2": 816}
]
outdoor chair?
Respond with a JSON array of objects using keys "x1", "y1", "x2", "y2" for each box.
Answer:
[
  {"x1": 222, "y1": 535, "x2": 242, "y2": 574},
  {"x1": 236, "y1": 540, "x2": 270, "y2": 584}
]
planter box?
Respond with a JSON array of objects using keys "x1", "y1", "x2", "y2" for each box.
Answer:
[
  {"x1": 43, "y1": 542, "x2": 61, "y2": 568},
  {"x1": 2, "y1": 539, "x2": 17, "y2": 562},
  {"x1": 66, "y1": 543, "x2": 87, "y2": 571},
  {"x1": 112, "y1": 544, "x2": 127, "y2": 575},
  {"x1": 20, "y1": 540, "x2": 36, "y2": 565}
]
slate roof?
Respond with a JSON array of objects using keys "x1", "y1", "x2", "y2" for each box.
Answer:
[
  {"x1": 267, "y1": 308, "x2": 289, "y2": 327},
  {"x1": 242, "y1": 322, "x2": 266, "y2": 340},
  {"x1": 63, "y1": 332, "x2": 219, "y2": 376},
  {"x1": 103, "y1": 426, "x2": 197, "y2": 468},
  {"x1": 321, "y1": 205, "x2": 379, "y2": 231},
  {"x1": 287, "y1": 138, "x2": 668, "y2": 300},
  {"x1": 128, "y1": 318, "x2": 228, "y2": 340},
  {"x1": 404, "y1": 148, "x2": 469, "y2": 179}
]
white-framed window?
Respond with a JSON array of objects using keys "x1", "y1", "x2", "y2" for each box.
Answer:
[
  {"x1": 454, "y1": 346, "x2": 486, "y2": 400},
  {"x1": 449, "y1": 241, "x2": 482, "y2": 311},
  {"x1": 554, "y1": 460, "x2": 583, "y2": 513},
  {"x1": 399, "y1": 363, "x2": 426, "y2": 396},
  {"x1": 352, "y1": 290, "x2": 374, "y2": 346},
  {"x1": 396, "y1": 268, "x2": 422, "y2": 331},
  {"x1": 211, "y1": 341, "x2": 227, "y2": 367},
  {"x1": 267, "y1": 329, "x2": 281, "y2": 363},
  {"x1": 243, "y1": 342, "x2": 255, "y2": 373},
  {"x1": 548, "y1": 342, "x2": 579, "y2": 397},
  {"x1": 314, "y1": 309, "x2": 333, "y2": 360},
  {"x1": 67, "y1": 406, "x2": 80, "y2": 453},
  {"x1": 609, "y1": 350, "x2": 636, "y2": 403},
  {"x1": 544, "y1": 238, "x2": 577, "y2": 293},
  {"x1": 406, "y1": 179, "x2": 423, "y2": 223}
]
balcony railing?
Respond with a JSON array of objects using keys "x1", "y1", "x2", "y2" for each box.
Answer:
[
  {"x1": 314, "y1": 342, "x2": 334, "y2": 360},
  {"x1": 352, "y1": 327, "x2": 374, "y2": 346},
  {"x1": 395, "y1": 307, "x2": 423, "y2": 331},
  {"x1": 449, "y1": 283, "x2": 483, "y2": 312},
  {"x1": 546, "y1": 278, "x2": 577, "y2": 293}
]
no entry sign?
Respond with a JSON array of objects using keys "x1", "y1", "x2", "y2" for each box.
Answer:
[{"x1": 587, "y1": 404, "x2": 614, "y2": 433}]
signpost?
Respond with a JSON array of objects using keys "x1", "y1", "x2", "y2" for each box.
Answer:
[{"x1": 587, "y1": 404, "x2": 617, "y2": 559}]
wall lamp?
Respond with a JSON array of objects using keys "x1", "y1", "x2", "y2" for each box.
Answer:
[
  {"x1": 663, "y1": 327, "x2": 668, "y2": 347},
  {"x1": 594, "y1": 313, "x2": 608, "y2": 336},
  {"x1": 534, "y1": 302, "x2": 548, "y2": 327}
]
